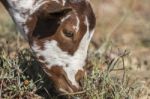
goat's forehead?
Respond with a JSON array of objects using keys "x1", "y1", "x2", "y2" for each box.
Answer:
[{"x1": 60, "y1": 13, "x2": 80, "y2": 30}]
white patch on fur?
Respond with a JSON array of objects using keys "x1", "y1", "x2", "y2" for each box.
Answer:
[
  {"x1": 6, "y1": 0, "x2": 49, "y2": 40},
  {"x1": 23, "y1": 26, "x2": 29, "y2": 34},
  {"x1": 61, "y1": 14, "x2": 71, "y2": 22},
  {"x1": 84, "y1": 16, "x2": 95, "y2": 39},
  {"x1": 73, "y1": 16, "x2": 80, "y2": 32},
  {"x1": 62, "y1": 0, "x2": 66, "y2": 6},
  {"x1": 51, "y1": 0, "x2": 60, "y2": 4},
  {"x1": 32, "y1": 16, "x2": 94, "y2": 87}
]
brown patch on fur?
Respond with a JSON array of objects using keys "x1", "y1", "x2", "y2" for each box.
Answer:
[
  {"x1": 38, "y1": 55, "x2": 45, "y2": 61},
  {"x1": 75, "y1": 70, "x2": 85, "y2": 82},
  {"x1": 44, "y1": 66, "x2": 79, "y2": 93}
]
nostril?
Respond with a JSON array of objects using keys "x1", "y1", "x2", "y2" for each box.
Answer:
[
  {"x1": 75, "y1": 70, "x2": 85, "y2": 82},
  {"x1": 79, "y1": 78, "x2": 84, "y2": 87}
]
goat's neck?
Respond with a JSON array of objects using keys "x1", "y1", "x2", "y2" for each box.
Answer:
[
  {"x1": 1, "y1": 0, "x2": 25, "y2": 38},
  {"x1": 0, "y1": 0, "x2": 39, "y2": 40}
]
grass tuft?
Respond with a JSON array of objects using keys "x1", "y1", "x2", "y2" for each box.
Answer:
[
  {"x1": 0, "y1": 44, "x2": 149, "y2": 99},
  {"x1": 0, "y1": 49, "x2": 42, "y2": 98}
]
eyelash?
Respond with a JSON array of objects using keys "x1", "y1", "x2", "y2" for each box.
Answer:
[{"x1": 63, "y1": 30, "x2": 74, "y2": 38}]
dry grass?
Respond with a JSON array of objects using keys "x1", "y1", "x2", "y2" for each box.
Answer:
[
  {"x1": 0, "y1": 43, "x2": 149, "y2": 99},
  {"x1": 0, "y1": 0, "x2": 150, "y2": 99}
]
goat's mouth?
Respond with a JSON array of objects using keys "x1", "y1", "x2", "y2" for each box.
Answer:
[
  {"x1": 42, "y1": 65, "x2": 84, "y2": 93},
  {"x1": 51, "y1": 72, "x2": 82, "y2": 94},
  {"x1": 55, "y1": 76, "x2": 80, "y2": 94}
]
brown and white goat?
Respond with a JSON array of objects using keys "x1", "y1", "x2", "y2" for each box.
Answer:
[{"x1": 0, "y1": 0, "x2": 96, "y2": 93}]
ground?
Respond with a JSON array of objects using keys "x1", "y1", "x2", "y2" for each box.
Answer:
[{"x1": 0, "y1": 0, "x2": 150, "y2": 99}]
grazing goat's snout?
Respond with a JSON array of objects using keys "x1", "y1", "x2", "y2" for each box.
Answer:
[{"x1": 0, "y1": 0, "x2": 96, "y2": 93}]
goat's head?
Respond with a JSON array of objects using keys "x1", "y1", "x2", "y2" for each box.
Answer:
[{"x1": 1, "y1": 0, "x2": 96, "y2": 93}]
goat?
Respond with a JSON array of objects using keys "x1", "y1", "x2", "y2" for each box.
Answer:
[{"x1": 0, "y1": 0, "x2": 96, "y2": 93}]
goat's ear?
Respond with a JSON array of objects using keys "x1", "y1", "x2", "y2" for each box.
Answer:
[
  {"x1": 49, "y1": 7, "x2": 72, "y2": 18},
  {"x1": 39, "y1": 2, "x2": 72, "y2": 18}
]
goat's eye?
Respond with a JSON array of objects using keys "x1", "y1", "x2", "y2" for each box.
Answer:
[{"x1": 63, "y1": 30, "x2": 74, "y2": 38}]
